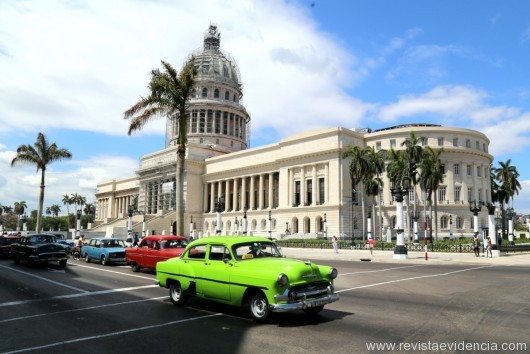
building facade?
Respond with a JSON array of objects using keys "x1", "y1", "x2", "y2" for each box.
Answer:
[{"x1": 93, "y1": 25, "x2": 493, "y2": 240}]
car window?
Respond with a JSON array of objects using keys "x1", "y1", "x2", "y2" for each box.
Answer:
[
  {"x1": 209, "y1": 245, "x2": 230, "y2": 261},
  {"x1": 233, "y1": 242, "x2": 282, "y2": 260},
  {"x1": 161, "y1": 239, "x2": 187, "y2": 249},
  {"x1": 186, "y1": 245, "x2": 207, "y2": 259}
]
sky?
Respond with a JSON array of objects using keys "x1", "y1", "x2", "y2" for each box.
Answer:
[{"x1": 1, "y1": 0, "x2": 530, "y2": 216}]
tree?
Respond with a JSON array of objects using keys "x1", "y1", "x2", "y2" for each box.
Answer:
[
  {"x1": 11, "y1": 132, "x2": 72, "y2": 232},
  {"x1": 49, "y1": 204, "x2": 61, "y2": 217},
  {"x1": 84, "y1": 203, "x2": 95, "y2": 223},
  {"x1": 13, "y1": 201, "x2": 27, "y2": 231},
  {"x1": 124, "y1": 59, "x2": 197, "y2": 236},
  {"x1": 363, "y1": 146, "x2": 387, "y2": 240},
  {"x1": 494, "y1": 159, "x2": 521, "y2": 239},
  {"x1": 418, "y1": 147, "x2": 444, "y2": 241},
  {"x1": 62, "y1": 193, "x2": 73, "y2": 231}
]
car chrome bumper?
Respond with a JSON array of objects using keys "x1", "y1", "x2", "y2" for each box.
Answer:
[{"x1": 269, "y1": 293, "x2": 339, "y2": 312}]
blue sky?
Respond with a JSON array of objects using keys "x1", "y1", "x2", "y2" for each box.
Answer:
[{"x1": 1, "y1": 0, "x2": 530, "y2": 215}]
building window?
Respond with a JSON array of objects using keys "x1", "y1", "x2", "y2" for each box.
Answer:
[
  {"x1": 467, "y1": 187, "x2": 472, "y2": 202},
  {"x1": 306, "y1": 179, "x2": 312, "y2": 205},
  {"x1": 421, "y1": 137, "x2": 427, "y2": 146},
  {"x1": 376, "y1": 142, "x2": 381, "y2": 151},
  {"x1": 199, "y1": 110, "x2": 206, "y2": 133},
  {"x1": 438, "y1": 186, "x2": 446, "y2": 202},
  {"x1": 214, "y1": 88, "x2": 219, "y2": 98},
  {"x1": 478, "y1": 189, "x2": 483, "y2": 202},
  {"x1": 456, "y1": 216, "x2": 463, "y2": 229},
  {"x1": 476, "y1": 141, "x2": 480, "y2": 149},
  {"x1": 438, "y1": 137, "x2": 444, "y2": 146},
  {"x1": 483, "y1": 143, "x2": 487, "y2": 152},
  {"x1": 453, "y1": 137, "x2": 458, "y2": 147},
  {"x1": 454, "y1": 164, "x2": 460, "y2": 175},
  {"x1": 454, "y1": 186, "x2": 461, "y2": 202},
  {"x1": 223, "y1": 112, "x2": 228, "y2": 134},
  {"x1": 466, "y1": 139, "x2": 471, "y2": 148},
  {"x1": 477, "y1": 166, "x2": 481, "y2": 177},
  {"x1": 441, "y1": 164, "x2": 446, "y2": 174},
  {"x1": 467, "y1": 165, "x2": 472, "y2": 176},
  {"x1": 294, "y1": 181, "x2": 301, "y2": 206},
  {"x1": 206, "y1": 110, "x2": 213, "y2": 133},
  {"x1": 390, "y1": 139, "x2": 396, "y2": 148},
  {"x1": 191, "y1": 89, "x2": 196, "y2": 98},
  {"x1": 202, "y1": 88, "x2": 208, "y2": 98},
  {"x1": 191, "y1": 111, "x2": 198, "y2": 133},
  {"x1": 215, "y1": 111, "x2": 221, "y2": 134},
  {"x1": 441, "y1": 216, "x2": 448, "y2": 229},
  {"x1": 224, "y1": 91, "x2": 229, "y2": 100},
  {"x1": 319, "y1": 177, "x2": 325, "y2": 204}
]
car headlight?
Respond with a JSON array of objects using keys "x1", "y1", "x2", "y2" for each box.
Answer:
[
  {"x1": 328, "y1": 267, "x2": 338, "y2": 279},
  {"x1": 277, "y1": 273, "x2": 289, "y2": 286}
]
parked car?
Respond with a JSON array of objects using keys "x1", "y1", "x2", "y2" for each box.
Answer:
[
  {"x1": 155, "y1": 236, "x2": 339, "y2": 322},
  {"x1": 126, "y1": 235, "x2": 188, "y2": 272},
  {"x1": 82, "y1": 238, "x2": 127, "y2": 265},
  {"x1": 10, "y1": 234, "x2": 68, "y2": 267},
  {"x1": 0, "y1": 236, "x2": 20, "y2": 258}
]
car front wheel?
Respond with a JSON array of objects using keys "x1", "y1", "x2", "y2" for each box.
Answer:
[
  {"x1": 248, "y1": 291, "x2": 271, "y2": 322},
  {"x1": 169, "y1": 282, "x2": 187, "y2": 306},
  {"x1": 101, "y1": 256, "x2": 107, "y2": 266},
  {"x1": 131, "y1": 262, "x2": 140, "y2": 272}
]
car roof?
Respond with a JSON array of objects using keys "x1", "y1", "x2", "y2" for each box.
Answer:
[
  {"x1": 144, "y1": 235, "x2": 187, "y2": 241},
  {"x1": 189, "y1": 236, "x2": 273, "y2": 247},
  {"x1": 91, "y1": 237, "x2": 124, "y2": 240}
]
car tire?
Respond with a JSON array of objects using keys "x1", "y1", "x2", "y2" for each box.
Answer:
[
  {"x1": 85, "y1": 254, "x2": 90, "y2": 263},
  {"x1": 131, "y1": 262, "x2": 140, "y2": 272},
  {"x1": 13, "y1": 256, "x2": 20, "y2": 265},
  {"x1": 303, "y1": 305, "x2": 324, "y2": 315},
  {"x1": 59, "y1": 259, "x2": 67, "y2": 267},
  {"x1": 101, "y1": 256, "x2": 107, "y2": 266},
  {"x1": 248, "y1": 291, "x2": 271, "y2": 322},
  {"x1": 169, "y1": 282, "x2": 187, "y2": 306}
]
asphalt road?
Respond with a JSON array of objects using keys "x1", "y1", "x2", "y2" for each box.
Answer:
[{"x1": 0, "y1": 256, "x2": 529, "y2": 354}]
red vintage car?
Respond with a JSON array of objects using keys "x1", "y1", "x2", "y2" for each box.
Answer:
[{"x1": 125, "y1": 235, "x2": 188, "y2": 272}]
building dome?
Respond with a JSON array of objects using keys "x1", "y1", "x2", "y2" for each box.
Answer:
[{"x1": 166, "y1": 24, "x2": 250, "y2": 152}]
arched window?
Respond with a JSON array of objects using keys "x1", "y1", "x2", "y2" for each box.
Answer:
[
  {"x1": 202, "y1": 88, "x2": 208, "y2": 98},
  {"x1": 233, "y1": 94, "x2": 237, "y2": 102},
  {"x1": 225, "y1": 91, "x2": 229, "y2": 100},
  {"x1": 261, "y1": 219, "x2": 267, "y2": 231},
  {"x1": 441, "y1": 216, "x2": 448, "y2": 229},
  {"x1": 214, "y1": 88, "x2": 219, "y2": 98}
]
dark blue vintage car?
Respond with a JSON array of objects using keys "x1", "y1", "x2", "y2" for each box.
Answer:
[{"x1": 10, "y1": 234, "x2": 69, "y2": 267}]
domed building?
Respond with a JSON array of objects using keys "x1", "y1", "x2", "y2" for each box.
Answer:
[{"x1": 94, "y1": 25, "x2": 494, "y2": 243}]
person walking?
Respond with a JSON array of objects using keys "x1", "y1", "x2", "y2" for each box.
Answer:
[
  {"x1": 332, "y1": 235, "x2": 339, "y2": 254},
  {"x1": 473, "y1": 235, "x2": 480, "y2": 257},
  {"x1": 486, "y1": 236, "x2": 493, "y2": 257},
  {"x1": 368, "y1": 237, "x2": 376, "y2": 255}
]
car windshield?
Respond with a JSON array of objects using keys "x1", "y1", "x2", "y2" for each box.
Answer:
[
  {"x1": 160, "y1": 239, "x2": 187, "y2": 249},
  {"x1": 233, "y1": 241, "x2": 283, "y2": 260},
  {"x1": 101, "y1": 240, "x2": 125, "y2": 248}
]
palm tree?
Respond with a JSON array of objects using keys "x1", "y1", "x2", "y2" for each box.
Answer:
[
  {"x1": 401, "y1": 131, "x2": 425, "y2": 240},
  {"x1": 11, "y1": 132, "x2": 72, "y2": 232},
  {"x1": 62, "y1": 193, "x2": 72, "y2": 231},
  {"x1": 342, "y1": 144, "x2": 371, "y2": 241},
  {"x1": 84, "y1": 203, "x2": 95, "y2": 223},
  {"x1": 494, "y1": 159, "x2": 521, "y2": 239},
  {"x1": 418, "y1": 147, "x2": 444, "y2": 241},
  {"x1": 363, "y1": 146, "x2": 387, "y2": 240},
  {"x1": 124, "y1": 59, "x2": 197, "y2": 236},
  {"x1": 13, "y1": 201, "x2": 27, "y2": 231},
  {"x1": 50, "y1": 204, "x2": 61, "y2": 217}
]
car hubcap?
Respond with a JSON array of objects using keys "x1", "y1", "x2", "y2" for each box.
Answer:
[
  {"x1": 252, "y1": 297, "x2": 266, "y2": 317},
  {"x1": 171, "y1": 286, "x2": 181, "y2": 301}
]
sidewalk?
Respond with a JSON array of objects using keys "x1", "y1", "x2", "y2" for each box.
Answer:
[{"x1": 280, "y1": 247, "x2": 530, "y2": 266}]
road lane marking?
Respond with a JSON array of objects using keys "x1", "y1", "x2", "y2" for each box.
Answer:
[
  {"x1": 0, "y1": 264, "x2": 88, "y2": 293},
  {"x1": 0, "y1": 285, "x2": 159, "y2": 307},
  {"x1": 336, "y1": 265, "x2": 495, "y2": 293},
  {"x1": 0, "y1": 296, "x2": 168, "y2": 323},
  {"x1": 4, "y1": 313, "x2": 223, "y2": 354},
  {"x1": 69, "y1": 262, "x2": 154, "y2": 281},
  {"x1": 339, "y1": 264, "x2": 425, "y2": 275}
]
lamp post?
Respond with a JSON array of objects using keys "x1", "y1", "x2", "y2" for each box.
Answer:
[
  {"x1": 235, "y1": 216, "x2": 239, "y2": 235},
  {"x1": 486, "y1": 203, "x2": 499, "y2": 257},
  {"x1": 215, "y1": 196, "x2": 225, "y2": 235},
  {"x1": 366, "y1": 209, "x2": 372, "y2": 241},
  {"x1": 351, "y1": 188, "x2": 357, "y2": 246},
  {"x1": 390, "y1": 177, "x2": 409, "y2": 260},
  {"x1": 243, "y1": 208, "x2": 248, "y2": 235},
  {"x1": 323, "y1": 213, "x2": 328, "y2": 240},
  {"x1": 76, "y1": 210, "x2": 82, "y2": 239},
  {"x1": 469, "y1": 200, "x2": 482, "y2": 237},
  {"x1": 142, "y1": 212, "x2": 146, "y2": 237},
  {"x1": 449, "y1": 215, "x2": 453, "y2": 240},
  {"x1": 189, "y1": 215, "x2": 194, "y2": 239},
  {"x1": 506, "y1": 207, "x2": 515, "y2": 245},
  {"x1": 411, "y1": 210, "x2": 420, "y2": 244},
  {"x1": 268, "y1": 210, "x2": 272, "y2": 240},
  {"x1": 22, "y1": 213, "x2": 27, "y2": 235},
  {"x1": 127, "y1": 205, "x2": 134, "y2": 238}
]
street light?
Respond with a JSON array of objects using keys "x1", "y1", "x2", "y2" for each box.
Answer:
[
  {"x1": 141, "y1": 211, "x2": 146, "y2": 237},
  {"x1": 127, "y1": 204, "x2": 134, "y2": 238},
  {"x1": 390, "y1": 176, "x2": 410, "y2": 260},
  {"x1": 323, "y1": 213, "x2": 328, "y2": 240},
  {"x1": 410, "y1": 209, "x2": 420, "y2": 243},
  {"x1": 242, "y1": 208, "x2": 248, "y2": 235},
  {"x1": 215, "y1": 196, "x2": 225, "y2": 235},
  {"x1": 449, "y1": 215, "x2": 453, "y2": 240},
  {"x1": 22, "y1": 213, "x2": 27, "y2": 235},
  {"x1": 189, "y1": 215, "x2": 194, "y2": 239},
  {"x1": 469, "y1": 200, "x2": 483, "y2": 238},
  {"x1": 76, "y1": 210, "x2": 82, "y2": 239},
  {"x1": 506, "y1": 207, "x2": 516, "y2": 245},
  {"x1": 485, "y1": 202, "x2": 498, "y2": 256}
]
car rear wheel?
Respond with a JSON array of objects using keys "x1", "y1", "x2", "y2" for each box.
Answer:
[
  {"x1": 85, "y1": 254, "x2": 90, "y2": 263},
  {"x1": 248, "y1": 291, "x2": 271, "y2": 322},
  {"x1": 169, "y1": 282, "x2": 187, "y2": 306},
  {"x1": 131, "y1": 262, "x2": 140, "y2": 272},
  {"x1": 303, "y1": 305, "x2": 324, "y2": 315},
  {"x1": 59, "y1": 259, "x2": 67, "y2": 267}
]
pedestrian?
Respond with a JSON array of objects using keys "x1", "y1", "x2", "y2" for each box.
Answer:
[
  {"x1": 133, "y1": 232, "x2": 139, "y2": 247},
  {"x1": 473, "y1": 235, "x2": 480, "y2": 257},
  {"x1": 486, "y1": 236, "x2": 492, "y2": 257},
  {"x1": 368, "y1": 237, "x2": 376, "y2": 255},
  {"x1": 332, "y1": 235, "x2": 339, "y2": 254}
]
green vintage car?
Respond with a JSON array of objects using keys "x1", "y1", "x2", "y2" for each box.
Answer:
[{"x1": 156, "y1": 236, "x2": 339, "y2": 322}]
